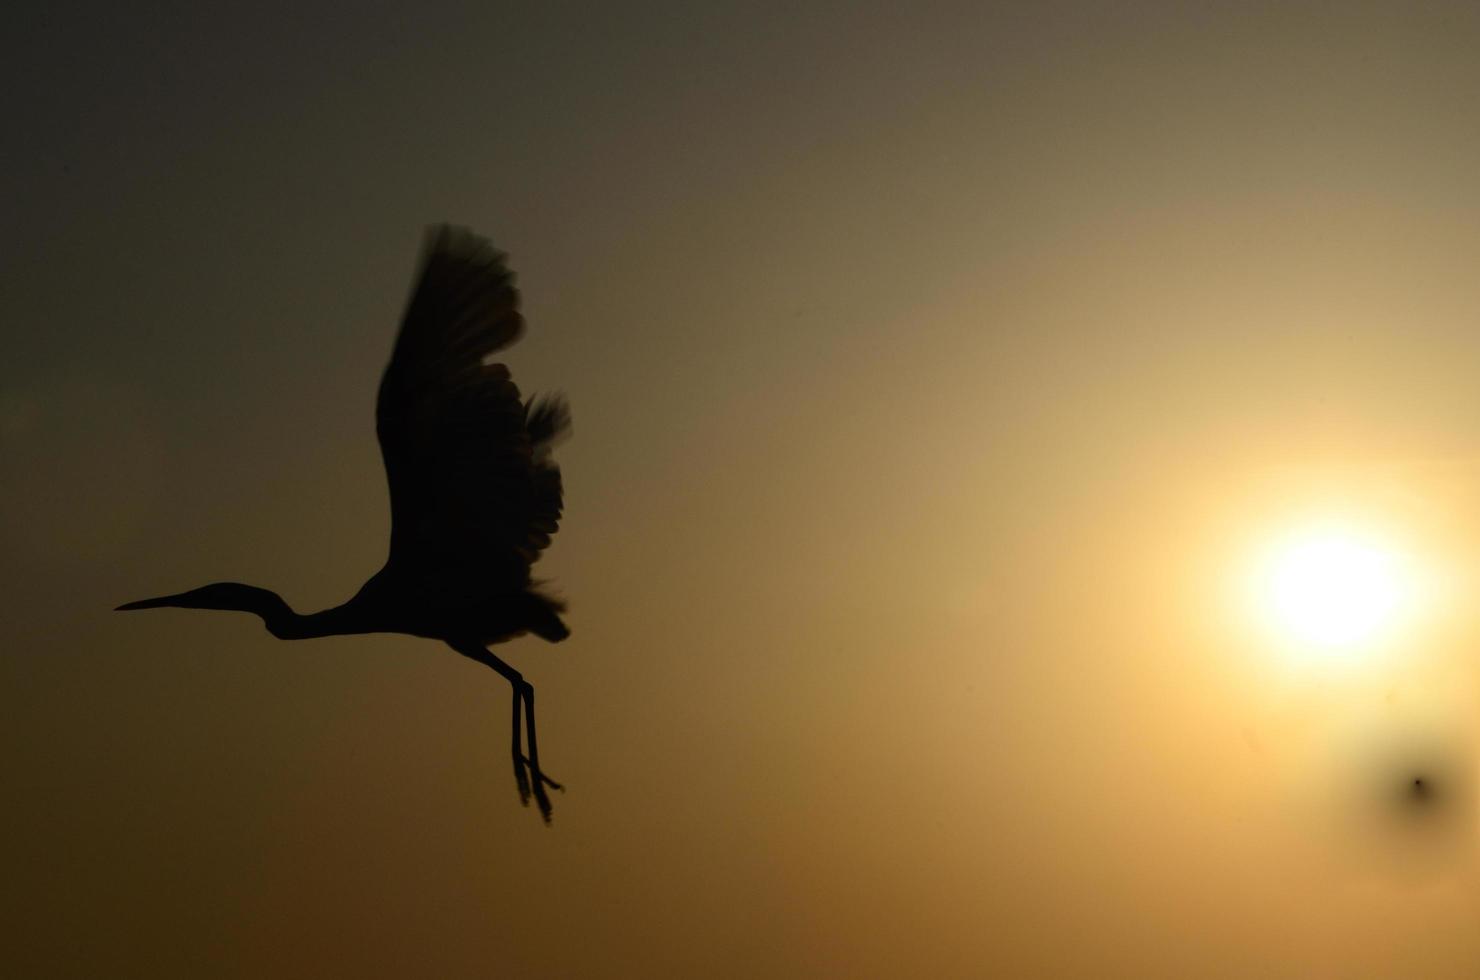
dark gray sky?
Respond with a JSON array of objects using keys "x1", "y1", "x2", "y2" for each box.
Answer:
[{"x1": 9, "y1": 2, "x2": 1480, "y2": 976}]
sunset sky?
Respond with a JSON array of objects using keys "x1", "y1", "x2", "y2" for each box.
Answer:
[{"x1": 9, "y1": 2, "x2": 1480, "y2": 976}]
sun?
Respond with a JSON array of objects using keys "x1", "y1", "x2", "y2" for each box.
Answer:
[{"x1": 1251, "y1": 521, "x2": 1416, "y2": 653}]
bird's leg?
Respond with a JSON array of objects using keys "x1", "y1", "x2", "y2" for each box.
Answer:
[
  {"x1": 511, "y1": 681, "x2": 531, "y2": 806},
  {"x1": 450, "y1": 641, "x2": 549, "y2": 814},
  {"x1": 519, "y1": 681, "x2": 562, "y2": 820}
]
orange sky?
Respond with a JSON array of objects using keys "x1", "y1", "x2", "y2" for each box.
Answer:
[{"x1": 8, "y1": 2, "x2": 1480, "y2": 976}]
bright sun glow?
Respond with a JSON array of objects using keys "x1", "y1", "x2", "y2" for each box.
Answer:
[{"x1": 1252, "y1": 522, "x2": 1417, "y2": 653}]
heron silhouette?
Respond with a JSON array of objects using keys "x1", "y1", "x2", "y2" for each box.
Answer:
[{"x1": 117, "y1": 226, "x2": 572, "y2": 820}]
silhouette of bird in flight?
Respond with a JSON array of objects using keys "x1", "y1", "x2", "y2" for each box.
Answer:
[{"x1": 118, "y1": 226, "x2": 573, "y2": 820}]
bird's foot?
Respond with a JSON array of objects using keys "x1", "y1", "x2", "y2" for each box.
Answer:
[
  {"x1": 513, "y1": 757, "x2": 533, "y2": 806},
  {"x1": 520, "y1": 756, "x2": 564, "y2": 791}
]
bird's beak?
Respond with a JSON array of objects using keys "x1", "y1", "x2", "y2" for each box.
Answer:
[{"x1": 116, "y1": 593, "x2": 186, "y2": 611}]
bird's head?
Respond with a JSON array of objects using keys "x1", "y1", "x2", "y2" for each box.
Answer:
[{"x1": 116, "y1": 582, "x2": 295, "y2": 633}]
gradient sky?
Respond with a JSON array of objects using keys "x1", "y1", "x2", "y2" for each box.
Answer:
[{"x1": 9, "y1": 2, "x2": 1480, "y2": 976}]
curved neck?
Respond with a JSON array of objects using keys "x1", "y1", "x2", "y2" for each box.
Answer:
[
  {"x1": 248, "y1": 590, "x2": 366, "y2": 640},
  {"x1": 236, "y1": 587, "x2": 302, "y2": 637},
  {"x1": 280, "y1": 606, "x2": 377, "y2": 639},
  {"x1": 268, "y1": 604, "x2": 335, "y2": 640}
]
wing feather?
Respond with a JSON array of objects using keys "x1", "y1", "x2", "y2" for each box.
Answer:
[{"x1": 375, "y1": 226, "x2": 569, "y2": 590}]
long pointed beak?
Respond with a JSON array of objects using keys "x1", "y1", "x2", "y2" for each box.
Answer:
[{"x1": 116, "y1": 594, "x2": 184, "y2": 611}]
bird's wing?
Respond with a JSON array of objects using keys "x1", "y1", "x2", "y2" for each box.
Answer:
[{"x1": 375, "y1": 226, "x2": 569, "y2": 590}]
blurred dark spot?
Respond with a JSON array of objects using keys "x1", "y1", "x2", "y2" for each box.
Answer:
[
  {"x1": 1371, "y1": 747, "x2": 1472, "y2": 842},
  {"x1": 1389, "y1": 767, "x2": 1447, "y2": 822},
  {"x1": 1337, "y1": 730, "x2": 1476, "y2": 873}
]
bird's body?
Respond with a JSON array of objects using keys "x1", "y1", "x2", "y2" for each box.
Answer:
[{"x1": 118, "y1": 226, "x2": 572, "y2": 818}]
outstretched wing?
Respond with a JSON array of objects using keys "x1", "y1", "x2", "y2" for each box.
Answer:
[{"x1": 376, "y1": 226, "x2": 569, "y2": 591}]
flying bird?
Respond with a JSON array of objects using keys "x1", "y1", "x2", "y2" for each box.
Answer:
[{"x1": 118, "y1": 226, "x2": 573, "y2": 820}]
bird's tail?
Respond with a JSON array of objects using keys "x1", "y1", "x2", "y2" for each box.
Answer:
[
  {"x1": 527, "y1": 587, "x2": 570, "y2": 642},
  {"x1": 526, "y1": 395, "x2": 571, "y2": 456}
]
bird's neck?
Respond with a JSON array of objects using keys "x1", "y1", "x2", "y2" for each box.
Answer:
[
  {"x1": 265, "y1": 601, "x2": 369, "y2": 640},
  {"x1": 199, "y1": 585, "x2": 367, "y2": 640}
]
